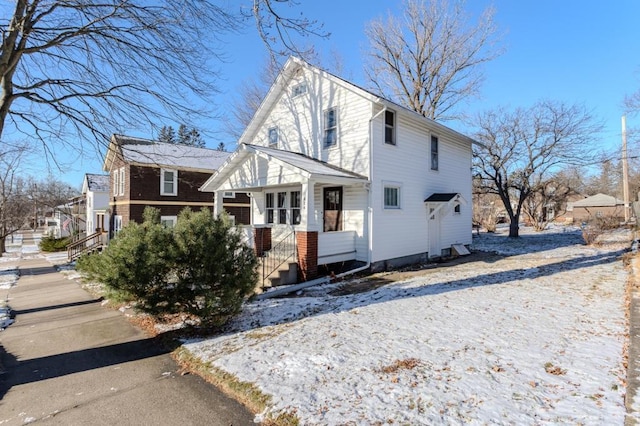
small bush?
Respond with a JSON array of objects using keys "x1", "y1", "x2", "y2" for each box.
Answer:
[
  {"x1": 40, "y1": 236, "x2": 70, "y2": 252},
  {"x1": 76, "y1": 207, "x2": 258, "y2": 328}
]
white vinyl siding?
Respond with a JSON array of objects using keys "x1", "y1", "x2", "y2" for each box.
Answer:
[
  {"x1": 371, "y1": 108, "x2": 472, "y2": 263},
  {"x1": 160, "y1": 168, "x2": 178, "y2": 196}
]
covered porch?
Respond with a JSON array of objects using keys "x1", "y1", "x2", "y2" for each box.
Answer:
[{"x1": 200, "y1": 144, "x2": 369, "y2": 286}]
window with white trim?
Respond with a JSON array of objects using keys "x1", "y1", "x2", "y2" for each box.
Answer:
[
  {"x1": 324, "y1": 107, "x2": 337, "y2": 148},
  {"x1": 290, "y1": 191, "x2": 301, "y2": 225},
  {"x1": 223, "y1": 191, "x2": 235, "y2": 198},
  {"x1": 113, "y1": 215, "x2": 123, "y2": 234},
  {"x1": 161, "y1": 215, "x2": 178, "y2": 228},
  {"x1": 268, "y1": 127, "x2": 278, "y2": 148},
  {"x1": 454, "y1": 203, "x2": 461, "y2": 214},
  {"x1": 385, "y1": 110, "x2": 396, "y2": 145},
  {"x1": 383, "y1": 185, "x2": 401, "y2": 209},
  {"x1": 160, "y1": 168, "x2": 178, "y2": 196},
  {"x1": 118, "y1": 167, "x2": 125, "y2": 196},
  {"x1": 277, "y1": 192, "x2": 287, "y2": 224},
  {"x1": 113, "y1": 169, "x2": 119, "y2": 196},
  {"x1": 292, "y1": 83, "x2": 307, "y2": 97},
  {"x1": 265, "y1": 193, "x2": 274, "y2": 224},
  {"x1": 431, "y1": 135, "x2": 439, "y2": 171}
]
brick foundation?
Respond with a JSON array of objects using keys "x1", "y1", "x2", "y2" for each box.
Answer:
[
  {"x1": 254, "y1": 226, "x2": 272, "y2": 257},
  {"x1": 296, "y1": 231, "x2": 318, "y2": 282}
]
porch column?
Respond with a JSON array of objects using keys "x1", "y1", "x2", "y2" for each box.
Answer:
[
  {"x1": 213, "y1": 191, "x2": 224, "y2": 218},
  {"x1": 296, "y1": 231, "x2": 318, "y2": 282},
  {"x1": 301, "y1": 180, "x2": 318, "y2": 230}
]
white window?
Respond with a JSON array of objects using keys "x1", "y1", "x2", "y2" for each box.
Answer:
[
  {"x1": 385, "y1": 110, "x2": 396, "y2": 145},
  {"x1": 383, "y1": 185, "x2": 401, "y2": 209},
  {"x1": 268, "y1": 127, "x2": 278, "y2": 148},
  {"x1": 119, "y1": 167, "x2": 125, "y2": 196},
  {"x1": 292, "y1": 83, "x2": 307, "y2": 97},
  {"x1": 160, "y1": 168, "x2": 178, "y2": 196},
  {"x1": 431, "y1": 135, "x2": 439, "y2": 171},
  {"x1": 113, "y1": 215, "x2": 123, "y2": 234},
  {"x1": 454, "y1": 203, "x2": 461, "y2": 214},
  {"x1": 223, "y1": 191, "x2": 235, "y2": 198},
  {"x1": 113, "y1": 169, "x2": 119, "y2": 196},
  {"x1": 290, "y1": 191, "x2": 301, "y2": 225},
  {"x1": 277, "y1": 192, "x2": 287, "y2": 224},
  {"x1": 265, "y1": 193, "x2": 274, "y2": 224},
  {"x1": 160, "y1": 215, "x2": 178, "y2": 228},
  {"x1": 324, "y1": 107, "x2": 337, "y2": 148}
]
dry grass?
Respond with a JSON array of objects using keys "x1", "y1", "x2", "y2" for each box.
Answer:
[{"x1": 379, "y1": 358, "x2": 422, "y2": 374}]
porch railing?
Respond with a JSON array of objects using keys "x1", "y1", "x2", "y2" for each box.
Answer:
[
  {"x1": 67, "y1": 230, "x2": 106, "y2": 262},
  {"x1": 261, "y1": 230, "x2": 297, "y2": 287}
]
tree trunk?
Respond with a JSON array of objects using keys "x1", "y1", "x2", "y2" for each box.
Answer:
[
  {"x1": 508, "y1": 220, "x2": 519, "y2": 238},
  {"x1": 0, "y1": 236, "x2": 5, "y2": 255}
]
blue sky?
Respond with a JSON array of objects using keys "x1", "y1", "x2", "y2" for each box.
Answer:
[{"x1": 45, "y1": 0, "x2": 640, "y2": 187}]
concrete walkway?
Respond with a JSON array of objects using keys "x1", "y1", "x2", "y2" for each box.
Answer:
[{"x1": 0, "y1": 239, "x2": 253, "y2": 425}]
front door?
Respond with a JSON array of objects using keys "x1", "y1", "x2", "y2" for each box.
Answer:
[{"x1": 323, "y1": 187, "x2": 343, "y2": 232}]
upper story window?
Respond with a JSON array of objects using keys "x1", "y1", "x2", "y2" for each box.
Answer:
[
  {"x1": 265, "y1": 193, "x2": 274, "y2": 224},
  {"x1": 431, "y1": 135, "x2": 439, "y2": 171},
  {"x1": 113, "y1": 169, "x2": 119, "y2": 196},
  {"x1": 160, "y1": 168, "x2": 178, "y2": 196},
  {"x1": 292, "y1": 83, "x2": 307, "y2": 98},
  {"x1": 268, "y1": 127, "x2": 278, "y2": 148},
  {"x1": 323, "y1": 107, "x2": 338, "y2": 148},
  {"x1": 385, "y1": 110, "x2": 396, "y2": 145},
  {"x1": 383, "y1": 185, "x2": 401, "y2": 209},
  {"x1": 118, "y1": 167, "x2": 125, "y2": 196}
]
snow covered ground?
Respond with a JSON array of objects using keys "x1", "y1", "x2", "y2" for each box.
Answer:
[{"x1": 184, "y1": 226, "x2": 632, "y2": 424}]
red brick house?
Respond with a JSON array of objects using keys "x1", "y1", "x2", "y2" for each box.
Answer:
[{"x1": 103, "y1": 134, "x2": 250, "y2": 236}]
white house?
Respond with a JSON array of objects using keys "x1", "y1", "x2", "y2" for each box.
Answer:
[
  {"x1": 82, "y1": 173, "x2": 110, "y2": 234},
  {"x1": 201, "y1": 57, "x2": 475, "y2": 283}
]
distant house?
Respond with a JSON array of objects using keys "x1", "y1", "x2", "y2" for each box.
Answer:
[
  {"x1": 565, "y1": 193, "x2": 625, "y2": 222},
  {"x1": 82, "y1": 173, "x2": 110, "y2": 234},
  {"x1": 201, "y1": 57, "x2": 475, "y2": 286},
  {"x1": 102, "y1": 134, "x2": 250, "y2": 236}
]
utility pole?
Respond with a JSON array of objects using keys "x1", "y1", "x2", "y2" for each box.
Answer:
[{"x1": 622, "y1": 115, "x2": 630, "y2": 222}]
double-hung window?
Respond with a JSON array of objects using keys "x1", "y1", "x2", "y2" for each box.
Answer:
[
  {"x1": 385, "y1": 110, "x2": 396, "y2": 145},
  {"x1": 324, "y1": 107, "x2": 337, "y2": 148},
  {"x1": 161, "y1": 215, "x2": 178, "y2": 228},
  {"x1": 292, "y1": 83, "x2": 307, "y2": 98},
  {"x1": 161, "y1": 168, "x2": 178, "y2": 196},
  {"x1": 265, "y1": 193, "x2": 275, "y2": 224},
  {"x1": 431, "y1": 136, "x2": 439, "y2": 171},
  {"x1": 277, "y1": 192, "x2": 287, "y2": 224},
  {"x1": 290, "y1": 191, "x2": 301, "y2": 225},
  {"x1": 119, "y1": 167, "x2": 125, "y2": 196},
  {"x1": 383, "y1": 185, "x2": 401, "y2": 209},
  {"x1": 268, "y1": 127, "x2": 278, "y2": 148},
  {"x1": 113, "y1": 169, "x2": 119, "y2": 196}
]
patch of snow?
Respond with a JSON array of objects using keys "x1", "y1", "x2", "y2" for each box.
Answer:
[{"x1": 184, "y1": 226, "x2": 630, "y2": 424}]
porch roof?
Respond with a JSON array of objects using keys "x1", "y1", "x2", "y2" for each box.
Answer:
[
  {"x1": 424, "y1": 193, "x2": 466, "y2": 216},
  {"x1": 200, "y1": 144, "x2": 368, "y2": 192}
]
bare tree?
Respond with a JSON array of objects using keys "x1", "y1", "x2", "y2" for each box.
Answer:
[
  {"x1": 521, "y1": 177, "x2": 574, "y2": 231},
  {"x1": 473, "y1": 101, "x2": 602, "y2": 237},
  {"x1": 364, "y1": 0, "x2": 502, "y2": 121},
  {"x1": 0, "y1": 146, "x2": 32, "y2": 253},
  {"x1": 0, "y1": 0, "x2": 324, "y2": 165}
]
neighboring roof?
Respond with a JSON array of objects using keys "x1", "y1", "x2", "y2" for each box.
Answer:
[
  {"x1": 239, "y1": 57, "x2": 477, "y2": 147},
  {"x1": 200, "y1": 143, "x2": 367, "y2": 192},
  {"x1": 83, "y1": 173, "x2": 110, "y2": 193},
  {"x1": 571, "y1": 193, "x2": 624, "y2": 207},
  {"x1": 103, "y1": 134, "x2": 230, "y2": 172},
  {"x1": 424, "y1": 193, "x2": 459, "y2": 203}
]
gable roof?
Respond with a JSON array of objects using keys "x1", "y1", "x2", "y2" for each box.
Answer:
[
  {"x1": 571, "y1": 193, "x2": 624, "y2": 207},
  {"x1": 239, "y1": 57, "x2": 477, "y2": 147},
  {"x1": 103, "y1": 134, "x2": 230, "y2": 173},
  {"x1": 200, "y1": 143, "x2": 367, "y2": 192},
  {"x1": 82, "y1": 173, "x2": 110, "y2": 194}
]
